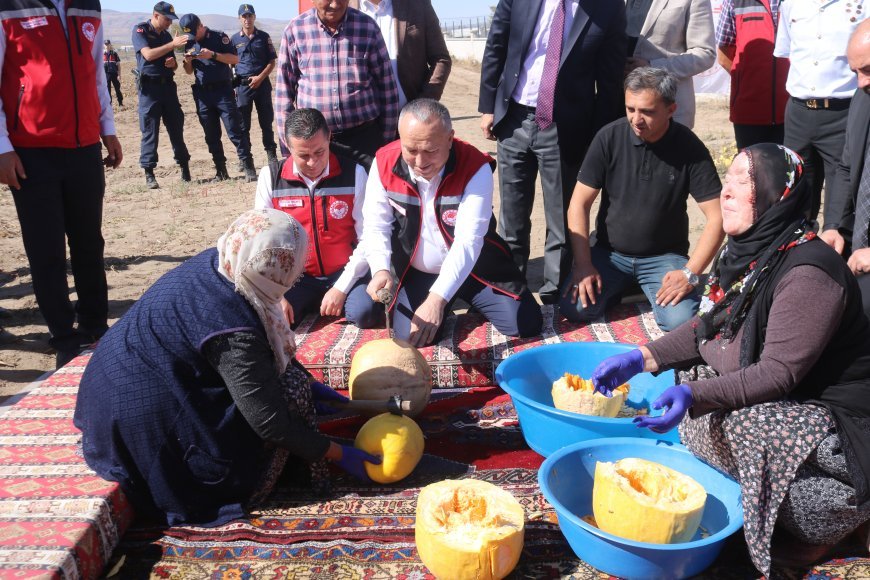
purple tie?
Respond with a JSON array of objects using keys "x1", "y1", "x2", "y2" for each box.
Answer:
[{"x1": 535, "y1": 0, "x2": 566, "y2": 130}]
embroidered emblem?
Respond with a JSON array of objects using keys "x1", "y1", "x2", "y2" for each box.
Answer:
[
  {"x1": 81, "y1": 21, "x2": 95, "y2": 42},
  {"x1": 441, "y1": 209, "x2": 458, "y2": 226},
  {"x1": 222, "y1": 35, "x2": 230, "y2": 44},
  {"x1": 136, "y1": 27, "x2": 144, "y2": 33},
  {"x1": 21, "y1": 16, "x2": 48, "y2": 29},
  {"x1": 329, "y1": 200, "x2": 349, "y2": 219}
]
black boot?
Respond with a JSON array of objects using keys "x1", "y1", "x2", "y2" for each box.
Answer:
[
  {"x1": 211, "y1": 162, "x2": 230, "y2": 182},
  {"x1": 144, "y1": 168, "x2": 159, "y2": 189},
  {"x1": 237, "y1": 159, "x2": 246, "y2": 173},
  {"x1": 179, "y1": 162, "x2": 191, "y2": 182},
  {"x1": 266, "y1": 149, "x2": 278, "y2": 164},
  {"x1": 243, "y1": 158, "x2": 258, "y2": 183}
]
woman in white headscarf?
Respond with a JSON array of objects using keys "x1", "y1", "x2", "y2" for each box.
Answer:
[{"x1": 74, "y1": 209, "x2": 379, "y2": 527}]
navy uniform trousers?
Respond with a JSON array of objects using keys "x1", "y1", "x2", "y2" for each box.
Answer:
[
  {"x1": 192, "y1": 83, "x2": 252, "y2": 164},
  {"x1": 138, "y1": 78, "x2": 191, "y2": 169},
  {"x1": 236, "y1": 78, "x2": 276, "y2": 153}
]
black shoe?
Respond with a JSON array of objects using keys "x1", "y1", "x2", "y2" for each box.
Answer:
[
  {"x1": 144, "y1": 168, "x2": 159, "y2": 189},
  {"x1": 266, "y1": 149, "x2": 278, "y2": 164},
  {"x1": 55, "y1": 347, "x2": 83, "y2": 369},
  {"x1": 211, "y1": 163, "x2": 230, "y2": 182},
  {"x1": 237, "y1": 160, "x2": 245, "y2": 173},
  {"x1": 180, "y1": 162, "x2": 191, "y2": 182},
  {"x1": 243, "y1": 158, "x2": 257, "y2": 183}
]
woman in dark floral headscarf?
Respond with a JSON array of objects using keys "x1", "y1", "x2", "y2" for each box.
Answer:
[{"x1": 591, "y1": 144, "x2": 870, "y2": 574}]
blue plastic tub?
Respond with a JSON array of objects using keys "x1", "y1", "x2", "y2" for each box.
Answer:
[
  {"x1": 495, "y1": 342, "x2": 678, "y2": 456},
  {"x1": 539, "y1": 438, "x2": 744, "y2": 580}
]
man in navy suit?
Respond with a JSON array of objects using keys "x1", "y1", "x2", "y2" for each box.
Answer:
[{"x1": 478, "y1": 0, "x2": 626, "y2": 304}]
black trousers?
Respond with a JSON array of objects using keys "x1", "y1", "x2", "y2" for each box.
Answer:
[
  {"x1": 329, "y1": 120, "x2": 383, "y2": 171},
  {"x1": 106, "y1": 72, "x2": 123, "y2": 105},
  {"x1": 784, "y1": 99, "x2": 849, "y2": 221},
  {"x1": 237, "y1": 78, "x2": 276, "y2": 153},
  {"x1": 733, "y1": 123, "x2": 784, "y2": 150},
  {"x1": 859, "y1": 274, "x2": 870, "y2": 321},
  {"x1": 10, "y1": 144, "x2": 108, "y2": 350}
]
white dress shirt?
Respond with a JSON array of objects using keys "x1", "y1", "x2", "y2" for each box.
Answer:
[
  {"x1": 362, "y1": 160, "x2": 494, "y2": 301},
  {"x1": 359, "y1": 0, "x2": 408, "y2": 109},
  {"x1": 0, "y1": 0, "x2": 115, "y2": 154},
  {"x1": 254, "y1": 161, "x2": 371, "y2": 294},
  {"x1": 774, "y1": 0, "x2": 866, "y2": 99},
  {"x1": 512, "y1": 0, "x2": 580, "y2": 107}
]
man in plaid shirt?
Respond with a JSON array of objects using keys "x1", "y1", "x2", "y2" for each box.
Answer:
[{"x1": 276, "y1": 0, "x2": 399, "y2": 169}]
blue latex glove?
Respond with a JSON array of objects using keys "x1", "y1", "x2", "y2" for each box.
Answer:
[
  {"x1": 309, "y1": 380, "x2": 349, "y2": 415},
  {"x1": 633, "y1": 384, "x2": 693, "y2": 434},
  {"x1": 590, "y1": 349, "x2": 644, "y2": 396},
  {"x1": 334, "y1": 445, "x2": 381, "y2": 481}
]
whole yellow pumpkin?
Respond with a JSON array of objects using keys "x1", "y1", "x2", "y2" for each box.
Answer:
[
  {"x1": 415, "y1": 479, "x2": 525, "y2": 580},
  {"x1": 592, "y1": 458, "x2": 707, "y2": 544},
  {"x1": 354, "y1": 412, "x2": 424, "y2": 483},
  {"x1": 348, "y1": 338, "x2": 432, "y2": 418},
  {"x1": 551, "y1": 372, "x2": 630, "y2": 417}
]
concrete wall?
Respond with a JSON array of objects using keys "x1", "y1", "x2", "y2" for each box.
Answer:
[{"x1": 445, "y1": 37, "x2": 487, "y2": 63}]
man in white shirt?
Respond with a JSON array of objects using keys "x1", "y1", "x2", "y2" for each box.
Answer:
[
  {"x1": 363, "y1": 99, "x2": 542, "y2": 347},
  {"x1": 253, "y1": 108, "x2": 382, "y2": 328},
  {"x1": 774, "y1": 1, "x2": 867, "y2": 221}
]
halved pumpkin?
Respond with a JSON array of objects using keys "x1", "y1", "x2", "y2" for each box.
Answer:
[
  {"x1": 551, "y1": 372, "x2": 629, "y2": 418},
  {"x1": 348, "y1": 338, "x2": 432, "y2": 418}
]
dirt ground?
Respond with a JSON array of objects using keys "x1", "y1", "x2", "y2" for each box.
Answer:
[{"x1": 0, "y1": 62, "x2": 734, "y2": 399}]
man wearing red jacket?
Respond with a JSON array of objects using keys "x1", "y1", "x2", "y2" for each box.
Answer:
[
  {"x1": 254, "y1": 108, "x2": 382, "y2": 328},
  {"x1": 0, "y1": 0, "x2": 123, "y2": 368}
]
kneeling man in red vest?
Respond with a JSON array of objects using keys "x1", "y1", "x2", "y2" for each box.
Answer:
[
  {"x1": 254, "y1": 108, "x2": 383, "y2": 327},
  {"x1": 363, "y1": 99, "x2": 542, "y2": 346}
]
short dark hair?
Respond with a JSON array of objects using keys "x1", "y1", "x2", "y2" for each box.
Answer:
[
  {"x1": 624, "y1": 67, "x2": 678, "y2": 105},
  {"x1": 285, "y1": 108, "x2": 329, "y2": 142}
]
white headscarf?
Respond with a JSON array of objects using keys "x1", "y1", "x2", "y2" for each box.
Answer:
[{"x1": 217, "y1": 209, "x2": 308, "y2": 373}]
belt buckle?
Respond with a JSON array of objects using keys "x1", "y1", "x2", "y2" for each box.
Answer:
[{"x1": 806, "y1": 98, "x2": 818, "y2": 109}]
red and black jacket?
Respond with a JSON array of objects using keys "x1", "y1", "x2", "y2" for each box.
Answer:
[
  {"x1": 268, "y1": 153, "x2": 358, "y2": 278},
  {"x1": 375, "y1": 138, "x2": 528, "y2": 305},
  {"x1": 1, "y1": 0, "x2": 103, "y2": 148},
  {"x1": 729, "y1": 0, "x2": 790, "y2": 126}
]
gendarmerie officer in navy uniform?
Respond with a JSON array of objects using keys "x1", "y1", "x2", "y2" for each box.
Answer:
[
  {"x1": 180, "y1": 13, "x2": 257, "y2": 182},
  {"x1": 232, "y1": 4, "x2": 278, "y2": 167},
  {"x1": 132, "y1": 2, "x2": 192, "y2": 190}
]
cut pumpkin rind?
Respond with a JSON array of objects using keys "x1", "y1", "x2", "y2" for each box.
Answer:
[
  {"x1": 551, "y1": 372, "x2": 629, "y2": 418},
  {"x1": 416, "y1": 479, "x2": 525, "y2": 580}
]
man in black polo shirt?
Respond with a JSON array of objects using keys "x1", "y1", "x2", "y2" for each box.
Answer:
[{"x1": 559, "y1": 67, "x2": 724, "y2": 331}]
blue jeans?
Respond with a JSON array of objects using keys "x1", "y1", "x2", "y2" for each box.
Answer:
[
  {"x1": 558, "y1": 247, "x2": 699, "y2": 332},
  {"x1": 284, "y1": 272, "x2": 383, "y2": 329}
]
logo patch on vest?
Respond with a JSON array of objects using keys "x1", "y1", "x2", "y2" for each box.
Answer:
[
  {"x1": 21, "y1": 16, "x2": 48, "y2": 29},
  {"x1": 441, "y1": 209, "x2": 458, "y2": 226},
  {"x1": 278, "y1": 198, "x2": 303, "y2": 208},
  {"x1": 81, "y1": 22, "x2": 96, "y2": 42},
  {"x1": 329, "y1": 200, "x2": 349, "y2": 220}
]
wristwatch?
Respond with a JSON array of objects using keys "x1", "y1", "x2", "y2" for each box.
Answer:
[
  {"x1": 682, "y1": 267, "x2": 699, "y2": 286},
  {"x1": 210, "y1": 52, "x2": 217, "y2": 61}
]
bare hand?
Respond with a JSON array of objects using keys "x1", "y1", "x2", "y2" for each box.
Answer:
[
  {"x1": 563, "y1": 264, "x2": 602, "y2": 309},
  {"x1": 655, "y1": 270, "x2": 694, "y2": 306},
  {"x1": 819, "y1": 229, "x2": 845, "y2": 255},
  {"x1": 320, "y1": 288, "x2": 347, "y2": 317},
  {"x1": 0, "y1": 151, "x2": 26, "y2": 190},
  {"x1": 196, "y1": 49, "x2": 214, "y2": 61},
  {"x1": 101, "y1": 135, "x2": 123, "y2": 169},
  {"x1": 248, "y1": 75, "x2": 264, "y2": 90},
  {"x1": 409, "y1": 294, "x2": 446, "y2": 347},
  {"x1": 164, "y1": 56, "x2": 177, "y2": 69},
  {"x1": 280, "y1": 296, "x2": 295, "y2": 326},
  {"x1": 172, "y1": 34, "x2": 190, "y2": 49},
  {"x1": 480, "y1": 113, "x2": 495, "y2": 141},
  {"x1": 847, "y1": 248, "x2": 870, "y2": 275},
  {"x1": 366, "y1": 269, "x2": 394, "y2": 302}
]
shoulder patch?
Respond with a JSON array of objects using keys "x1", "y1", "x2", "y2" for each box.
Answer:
[
  {"x1": 136, "y1": 27, "x2": 144, "y2": 33},
  {"x1": 222, "y1": 35, "x2": 230, "y2": 44}
]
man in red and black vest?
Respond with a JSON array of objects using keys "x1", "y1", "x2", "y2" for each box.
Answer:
[
  {"x1": 254, "y1": 108, "x2": 383, "y2": 328},
  {"x1": 0, "y1": 0, "x2": 123, "y2": 368},
  {"x1": 363, "y1": 99, "x2": 542, "y2": 347}
]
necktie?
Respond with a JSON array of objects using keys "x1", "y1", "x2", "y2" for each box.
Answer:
[
  {"x1": 535, "y1": 0, "x2": 566, "y2": 130},
  {"x1": 851, "y1": 143, "x2": 870, "y2": 250}
]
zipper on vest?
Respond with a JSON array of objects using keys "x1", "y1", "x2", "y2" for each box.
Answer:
[
  {"x1": 308, "y1": 188, "x2": 326, "y2": 276},
  {"x1": 54, "y1": 9, "x2": 81, "y2": 147},
  {"x1": 13, "y1": 85, "x2": 24, "y2": 131},
  {"x1": 321, "y1": 195, "x2": 329, "y2": 231}
]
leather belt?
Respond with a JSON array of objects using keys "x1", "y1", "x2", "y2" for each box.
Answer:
[
  {"x1": 791, "y1": 96, "x2": 852, "y2": 111},
  {"x1": 139, "y1": 75, "x2": 173, "y2": 85},
  {"x1": 332, "y1": 118, "x2": 378, "y2": 136},
  {"x1": 509, "y1": 99, "x2": 536, "y2": 114},
  {"x1": 196, "y1": 80, "x2": 232, "y2": 90}
]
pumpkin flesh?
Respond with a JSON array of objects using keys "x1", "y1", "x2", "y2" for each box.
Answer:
[{"x1": 551, "y1": 372, "x2": 629, "y2": 418}]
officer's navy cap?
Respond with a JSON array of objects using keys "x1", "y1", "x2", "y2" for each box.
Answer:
[
  {"x1": 104, "y1": 39, "x2": 111, "y2": 44},
  {"x1": 179, "y1": 13, "x2": 201, "y2": 34},
  {"x1": 153, "y1": 1, "x2": 177, "y2": 20},
  {"x1": 239, "y1": 4, "x2": 255, "y2": 16}
]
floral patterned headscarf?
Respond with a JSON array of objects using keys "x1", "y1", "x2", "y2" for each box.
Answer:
[{"x1": 217, "y1": 209, "x2": 307, "y2": 372}]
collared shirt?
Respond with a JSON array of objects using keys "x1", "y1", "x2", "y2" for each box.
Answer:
[
  {"x1": 132, "y1": 19, "x2": 176, "y2": 78},
  {"x1": 189, "y1": 28, "x2": 236, "y2": 85},
  {"x1": 275, "y1": 7, "x2": 400, "y2": 153},
  {"x1": 773, "y1": 0, "x2": 866, "y2": 99},
  {"x1": 253, "y1": 161, "x2": 370, "y2": 294},
  {"x1": 626, "y1": 0, "x2": 654, "y2": 38},
  {"x1": 717, "y1": 0, "x2": 782, "y2": 47},
  {"x1": 362, "y1": 161, "x2": 494, "y2": 301},
  {"x1": 0, "y1": 0, "x2": 114, "y2": 155},
  {"x1": 231, "y1": 27, "x2": 276, "y2": 77},
  {"x1": 359, "y1": 0, "x2": 408, "y2": 108},
  {"x1": 512, "y1": 0, "x2": 580, "y2": 107}
]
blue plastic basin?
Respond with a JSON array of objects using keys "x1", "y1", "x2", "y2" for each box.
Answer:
[
  {"x1": 495, "y1": 342, "x2": 678, "y2": 456},
  {"x1": 539, "y1": 438, "x2": 744, "y2": 579}
]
